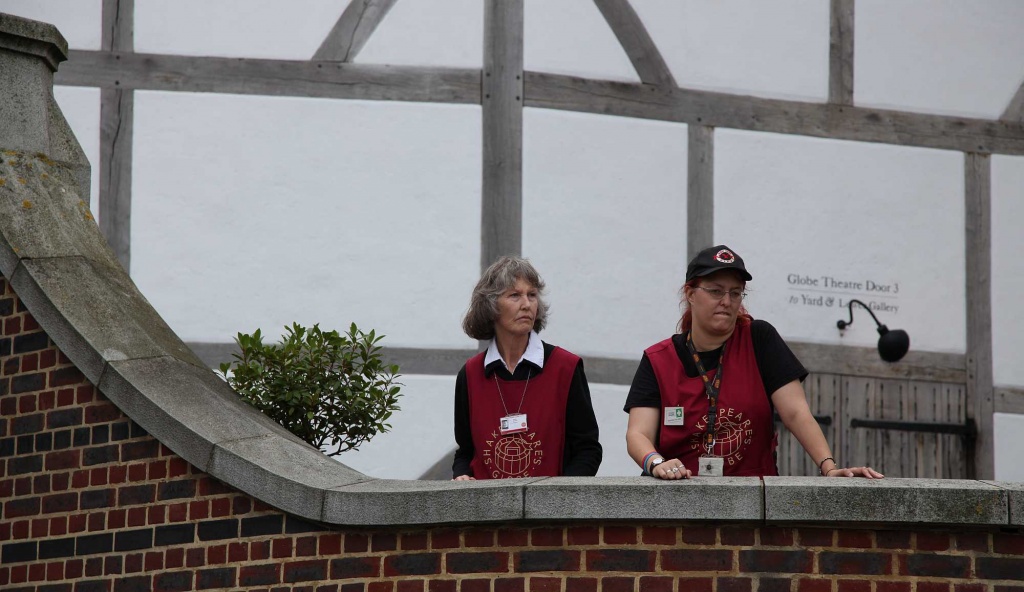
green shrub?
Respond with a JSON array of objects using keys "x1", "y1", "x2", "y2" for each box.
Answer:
[{"x1": 219, "y1": 322, "x2": 401, "y2": 456}]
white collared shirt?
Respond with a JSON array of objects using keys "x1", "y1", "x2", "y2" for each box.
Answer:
[{"x1": 484, "y1": 330, "x2": 545, "y2": 373}]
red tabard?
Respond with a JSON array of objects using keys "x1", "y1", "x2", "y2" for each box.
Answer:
[
  {"x1": 465, "y1": 347, "x2": 579, "y2": 479},
  {"x1": 646, "y1": 322, "x2": 778, "y2": 476}
]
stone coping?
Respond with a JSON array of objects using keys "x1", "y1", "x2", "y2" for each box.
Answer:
[{"x1": 0, "y1": 12, "x2": 68, "y2": 71}]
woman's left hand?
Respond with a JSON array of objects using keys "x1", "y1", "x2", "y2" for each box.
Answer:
[{"x1": 825, "y1": 466, "x2": 884, "y2": 479}]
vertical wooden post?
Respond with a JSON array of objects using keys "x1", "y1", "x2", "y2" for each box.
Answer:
[
  {"x1": 100, "y1": 0, "x2": 135, "y2": 272},
  {"x1": 965, "y1": 152, "x2": 994, "y2": 479},
  {"x1": 829, "y1": 0, "x2": 854, "y2": 105},
  {"x1": 481, "y1": 0, "x2": 524, "y2": 271},
  {"x1": 687, "y1": 125, "x2": 714, "y2": 259}
]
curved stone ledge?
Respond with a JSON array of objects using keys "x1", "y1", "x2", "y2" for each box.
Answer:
[{"x1": 2, "y1": 11, "x2": 1022, "y2": 533}]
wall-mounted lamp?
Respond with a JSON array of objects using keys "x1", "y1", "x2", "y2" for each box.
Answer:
[{"x1": 836, "y1": 299, "x2": 910, "y2": 362}]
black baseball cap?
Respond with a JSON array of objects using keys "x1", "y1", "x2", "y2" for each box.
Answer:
[{"x1": 686, "y1": 245, "x2": 752, "y2": 282}]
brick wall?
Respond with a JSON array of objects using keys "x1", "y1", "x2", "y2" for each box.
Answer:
[{"x1": 2, "y1": 273, "x2": 1024, "y2": 592}]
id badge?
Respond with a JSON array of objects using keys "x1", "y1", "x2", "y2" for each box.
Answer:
[
  {"x1": 500, "y1": 413, "x2": 528, "y2": 435},
  {"x1": 664, "y1": 406, "x2": 684, "y2": 426},
  {"x1": 698, "y1": 456, "x2": 724, "y2": 477}
]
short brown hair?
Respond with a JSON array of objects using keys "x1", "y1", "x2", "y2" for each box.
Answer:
[{"x1": 462, "y1": 256, "x2": 549, "y2": 340}]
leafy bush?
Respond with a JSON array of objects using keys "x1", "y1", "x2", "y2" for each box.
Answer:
[{"x1": 219, "y1": 322, "x2": 401, "y2": 456}]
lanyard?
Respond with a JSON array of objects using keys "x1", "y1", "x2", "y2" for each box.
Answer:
[
  {"x1": 685, "y1": 331, "x2": 727, "y2": 454},
  {"x1": 494, "y1": 370, "x2": 531, "y2": 416}
]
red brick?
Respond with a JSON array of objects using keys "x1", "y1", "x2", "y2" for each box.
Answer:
[
  {"x1": 45, "y1": 561, "x2": 62, "y2": 581},
  {"x1": 39, "y1": 390, "x2": 55, "y2": 409},
  {"x1": 208, "y1": 544, "x2": 228, "y2": 564},
  {"x1": 29, "y1": 561, "x2": 45, "y2": 581},
  {"x1": 565, "y1": 577, "x2": 598, "y2": 592},
  {"x1": 232, "y1": 496, "x2": 251, "y2": 515},
  {"x1": 319, "y1": 532, "x2": 344, "y2": 557},
  {"x1": 585, "y1": 549, "x2": 655, "y2": 572},
  {"x1": 13, "y1": 478, "x2": 31, "y2": 497},
  {"x1": 127, "y1": 507, "x2": 147, "y2": 527},
  {"x1": 148, "y1": 504, "x2": 166, "y2": 525},
  {"x1": 836, "y1": 530, "x2": 873, "y2": 549},
  {"x1": 125, "y1": 552, "x2": 143, "y2": 573},
  {"x1": 447, "y1": 552, "x2": 509, "y2": 574},
  {"x1": 189, "y1": 500, "x2": 209, "y2": 520},
  {"x1": 165, "y1": 548, "x2": 184, "y2": 569},
  {"x1": 876, "y1": 530, "x2": 911, "y2": 549},
  {"x1": 65, "y1": 559, "x2": 82, "y2": 579},
  {"x1": 84, "y1": 403, "x2": 120, "y2": 424},
  {"x1": 760, "y1": 527, "x2": 794, "y2": 546},
  {"x1": 251, "y1": 540, "x2": 271, "y2": 561},
  {"x1": 10, "y1": 565, "x2": 26, "y2": 584},
  {"x1": 168, "y1": 502, "x2": 187, "y2": 522},
  {"x1": 89, "y1": 467, "x2": 108, "y2": 486},
  {"x1": 368, "y1": 583, "x2": 394, "y2": 592},
  {"x1": 495, "y1": 578, "x2": 525, "y2": 592},
  {"x1": 876, "y1": 583, "x2": 910, "y2": 592},
  {"x1": 211, "y1": 497, "x2": 231, "y2": 517},
  {"x1": 39, "y1": 350, "x2": 56, "y2": 369},
  {"x1": 51, "y1": 472, "x2": 69, "y2": 491},
  {"x1": 397, "y1": 581, "x2": 424, "y2": 592},
  {"x1": 145, "y1": 551, "x2": 163, "y2": 571},
  {"x1": 916, "y1": 532, "x2": 950, "y2": 551},
  {"x1": 994, "y1": 533, "x2": 1024, "y2": 555},
  {"x1": 186, "y1": 548, "x2": 205, "y2": 567},
  {"x1": 128, "y1": 463, "x2": 147, "y2": 481},
  {"x1": 497, "y1": 528, "x2": 529, "y2": 547},
  {"x1": 345, "y1": 532, "x2": 369, "y2": 552},
  {"x1": 11, "y1": 519, "x2": 30, "y2": 539},
  {"x1": 56, "y1": 389, "x2": 74, "y2": 406},
  {"x1": 168, "y1": 458, "x2": 190, "y2": 478},
  {"x1": 18, "y1": 394, "x2": 37, "y2": 412},
  {"x1": 601, "y1": 577, "x2": 634, "y2": 592},
  {"x1": 109, "y1": 465, "x2": 127, "y2": 484},
  {"x1": 429, "y1": 580, "x2": 456, "y2": 592},
  {"x1": 272, "y1": 538, "x2": 293, "y2": 559},
  {"x1": 401, "y1": 532, "x2": 427, "y2": 551},
  {"x1": 296, "y1": 536, "x2": 317, "y2": 556},
  {"x1": 23, "y1": 315, "x2": 38, "y2": 331},
  {"x1": 603, "y1": 526, "x2": 637, "y2": 545},
  {"x1": 373, "y1": 532, "x2": 398, "y2": 552},
  {"x1": 45, "y1": 450, "x2": 80, "y2": 471},
  {"x1": 956, "y1": 532, "x2": 989, "y2": 552},
  {"x1": 465, "y1": 528, "x2": 495, "y2": 548},
  {"x1": 103, "y1": 555, "x2": 121, "y2": 575},
  {"x1": 797, "y1": 579, "x2": 831, "y2": 592},
  {"x1": 21, "y1": 354, "x2": 39, "y2": 373},
  {"x1": 528, "y1": 576, "x2": 561, "y2": 592},
  {"x1": 638, "y1": 576, "x2": 673, "y2": 592},
  {"x1": 68, "y1": 514, "x2": 86, "y2": 533},
  {"x1": 837, "y1": 580, "x2": 870, "y2": 592},
  {"x1": 718, "y1": 577, "x2": 752, "y2": 592},
  {"x1": 87, "y1": 511, "x2": 104, "y2": 531},
  {"x1": 85, "y1": 557, "x2": 103, "y2": 577},
  {"x1": 31, "y1": 518, "x2": 47, "y2": 538},
  {"x1": 461, "y1": 580, "x2": 491, "y2": 592},
  {"x1": 720, "y1": 527, "x2": 755, "y2": 546},
  {"x1": 49, "y1": 516, "x2": 67, "y2": 536},
  {"x1": 955, "y1": 585, "x2": 987, "y2": 592},
  {"x1": 531, "y1": 528, "x2": 563, "y2": 546},
  {"x1": 641, "y1": 526, "x2": 677, "y2": 546},
  {"x1": 567, "y1": 526, "x2": 599, "y2": 546},
  {"x1": 917, "y1": 583, "x2": 950, "y2": 592},
  {"x1": 228, "y1": 542, "x2": 248, "y2": 563}
]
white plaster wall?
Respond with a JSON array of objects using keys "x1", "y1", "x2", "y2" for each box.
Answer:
[
  {"x1": 52, "y1": 86, "x2": 101, "y2": 214},
  {"x1": 131, "y1": 91, "x2": 481, "y2": 350},
  {"x1": 994, "y1": 413, "x2": 1024, "y2": 482},
  {"x1": 522, "y1": 108, "x2": 687, "y2": 360},
  {"x1": 856, "y1": 1, "x2": 1024, "y2": 119},
  {"x1": 357, "y1": 0, "x2": 482, "y2": 68},
  {"x1": 0, "y1": 0, "x2": 101, "y2": 49},
  {"x1": 135, "y1": 0, "x2": 344, "y2": 60},
  {"x1": 992, "y1": 155, "x2": 1024, "y2": 388},
  {"x1": 632, "y1": 0, "x2": 828, "y2": 101},
  {"x1": 716, "y1": 130, "x2": 965, "y2": 353},
  {"x1": 524, "y1": 0, "x2": 638, "y2": 83}
]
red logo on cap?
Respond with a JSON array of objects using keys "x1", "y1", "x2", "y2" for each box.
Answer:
[{"x1": 715, "y1": 249, "x2": 736, "y2": 264}]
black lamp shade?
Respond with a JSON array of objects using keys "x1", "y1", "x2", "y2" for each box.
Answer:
[{"x1": 876, "y1": 325, "x2": 910, "y2": 363}]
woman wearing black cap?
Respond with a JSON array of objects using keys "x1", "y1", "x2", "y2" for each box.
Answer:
[{"x1": 624, "y1": 245, "x2": 883, "y2": 480}]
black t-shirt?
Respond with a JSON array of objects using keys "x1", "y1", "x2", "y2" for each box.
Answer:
[{"x1": 623, "y1": 319, "x2": 808, "y2": 412}]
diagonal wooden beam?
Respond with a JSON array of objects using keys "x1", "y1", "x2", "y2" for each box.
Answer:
[
  {"x1": 313, "y1": 0, "x2": 398, "y2": 62},
  {"x1": 99, "y1": 0, "x2": 134, "y2": 272},
  {"x1": 593, "y1": 0, "x2": 675, "y2": 87},
  {"x1": 1000, "y1": 80, "x2": 1024, "y2": 124},
  {"x1": 829, "y1": 0, "x2": 854, "y2": 105}
]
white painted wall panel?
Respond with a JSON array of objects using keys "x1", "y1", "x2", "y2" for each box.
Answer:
[
  {"x1": 992, "y1": 155, "x2": 1024, "y2": 388},
  {"x1": 632, "y1": 0, "x2": 828, "y2": 101},
  {"x1": 856, "y1": 0, "x2": 1024, "y2": 119},
  {"x1": 357, "y1": 0, "x2": 482, "y2": 68},
  {"x1": 52, "y1": 86, "x2": 101, "y2": 215},
  {"x1": 994, "y1": 413, "x2": 1024, "y2": 482},
  {"x1": 135, "y1": 0, "x2": 343, "y2": 59},
  {"x1": 524, "y1": 0, "x2": 638, "y2": 83},
  {"x1": 131, "y1": 91, "x2": 481, "y2": 349},
  {"x1": 716, "y1": 130, "x2": 965, "y2": 354},
  {"x1": 0, "y1": 0, "x2": 101, "y2": 50},
  {"x1": 523, "y1": 108, "x2": 687, "y2": 360}
]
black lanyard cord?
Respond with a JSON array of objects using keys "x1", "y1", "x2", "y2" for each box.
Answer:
[{"x1": 684, "y1": 331, "x2": 727, "y2": 454}]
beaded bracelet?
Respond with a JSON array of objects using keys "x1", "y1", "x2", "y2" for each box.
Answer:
[{"x1": 818, "y1": 456, "x2": 836, "y2": 476}]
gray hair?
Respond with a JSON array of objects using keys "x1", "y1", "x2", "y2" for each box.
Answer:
[{"x1": 462, "y1": 256, "x2": 550, "y2": 340}]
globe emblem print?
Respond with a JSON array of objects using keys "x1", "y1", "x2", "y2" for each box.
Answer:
[
  {"x1": 712, "y1": 416, "x2": 745, "y2": 458},
  {"x1": 493, "y1": 433, "x2": 536, "y2": 477}
]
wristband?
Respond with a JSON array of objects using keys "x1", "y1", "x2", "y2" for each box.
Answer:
[
  {"x1": 818, "y1": 456, "x2": 836, "y2": 476},
  {"x1": 641, "y1": 451, "x2": 659, "y2": 474}
]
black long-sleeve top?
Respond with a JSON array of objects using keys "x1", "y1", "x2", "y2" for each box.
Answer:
[{"x1": 452, "y1": 342, "x2": 603, "y2": 478}]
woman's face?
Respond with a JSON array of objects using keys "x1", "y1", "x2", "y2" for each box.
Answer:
[
  {"x1": 685, "y1": 270, "x2": 746, "y2": 337},
  {"x1": 494, "y1": 277, "x2": 538, "y2": 340}
]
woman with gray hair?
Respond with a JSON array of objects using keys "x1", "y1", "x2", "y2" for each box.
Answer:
[{"x1": 452, "y1": 256, "x2": 602, "y2": 479}]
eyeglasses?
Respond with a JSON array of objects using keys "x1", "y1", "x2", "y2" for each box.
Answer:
[{"x1": 695, "y1": 286, "x2": 747, "y2": 302}]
